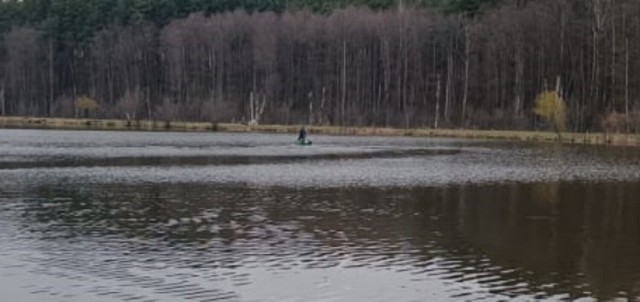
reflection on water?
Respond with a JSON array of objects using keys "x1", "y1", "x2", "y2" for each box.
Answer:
[
  {"x1": 2, "y1": 130, "x2": 640, "y2": 301},
  {"x1": 5, "y1": 182, "x2": 640, "y2": 301}
]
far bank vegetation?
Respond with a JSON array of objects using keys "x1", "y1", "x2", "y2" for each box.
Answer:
[{"x1": 1, "y1": 0, "x2": 640, "y2": 135}]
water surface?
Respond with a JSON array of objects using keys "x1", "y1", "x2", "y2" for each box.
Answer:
[{"x1": 2, "y1": 129, "x2": 640, "y2": 301}]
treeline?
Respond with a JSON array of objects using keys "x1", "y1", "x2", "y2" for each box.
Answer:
[
  {"x1": 0, "y1": 0, "x2": 490, "y2": 33},
  {"x1": 1, "y1": 0, "x2": 639, "y2": 131}
]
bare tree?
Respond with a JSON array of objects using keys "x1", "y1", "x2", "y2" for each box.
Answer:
[{"x1": 3, "y1": 2, "x2": 640, "y2": 132}]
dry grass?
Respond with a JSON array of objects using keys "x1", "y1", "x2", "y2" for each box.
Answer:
[
  {"x1": 2, "y1": 116, "x2": 640, "y2": 147},
  {"x1": 0, "y1": 116, "x2": 216, "y2": 132}
]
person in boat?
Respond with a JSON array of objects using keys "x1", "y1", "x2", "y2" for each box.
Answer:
[{"x1": 298, "y1": 126, "x2": 307, "y2": 142}]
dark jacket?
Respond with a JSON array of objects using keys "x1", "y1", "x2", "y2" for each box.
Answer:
[{"x1": 298, "y1": 127, "x2": 307, "y2": 141}]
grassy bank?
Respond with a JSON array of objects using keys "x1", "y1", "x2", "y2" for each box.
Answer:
[{"x1": 1, "y1": 116, "x2": 639, "y2": 147}]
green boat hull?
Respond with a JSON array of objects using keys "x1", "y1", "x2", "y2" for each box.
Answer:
[{"x1": 297, "y1": 139, "x2": 312, "y2": 146}]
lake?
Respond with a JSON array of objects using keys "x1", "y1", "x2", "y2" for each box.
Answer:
[{"x1": 2, "y1": 129, "x2": 640, "y2": 301}]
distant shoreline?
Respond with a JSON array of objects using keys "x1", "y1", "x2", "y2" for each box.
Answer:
[{"x1": 1, "y1": 116, "x2": 637, "y2": 147}]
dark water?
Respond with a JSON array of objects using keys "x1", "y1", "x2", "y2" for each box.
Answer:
[{"x1": 2, "y1": 130, "x2": 640, "y2": 301}]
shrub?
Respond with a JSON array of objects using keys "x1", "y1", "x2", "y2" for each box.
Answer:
[
  {"x1": 534, "y1": 91, "x2": 566, "y2": 136},
  {"x1": 601, "y1": 112, "x2": 626, "y2": 133},
  {"x1": 75, "y1": 96, "x2": 99, "y2": 118},
  {"x1": 76, "y1": 96, "x2": 98, "y2": 111}
]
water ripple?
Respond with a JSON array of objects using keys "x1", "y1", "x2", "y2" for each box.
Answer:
[{"x1": 3, "y1": 130, "x2": 640, "y2": 301}]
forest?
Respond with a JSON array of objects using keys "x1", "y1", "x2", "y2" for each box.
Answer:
[{"x1": 0, "y1": 0, "x2": 638, "y2": 132}]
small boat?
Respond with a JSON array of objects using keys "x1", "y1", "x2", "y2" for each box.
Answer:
[{"x1": 297, "y1": 138, "x2": 313, "y2": 146}]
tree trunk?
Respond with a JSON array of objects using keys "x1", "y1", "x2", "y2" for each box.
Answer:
[
  {"x1": 249, "y1": 91, "x2": 255, "y2": 123},
  {"x1": 444, "y1": 50, "x2": 453, "y2": 125},
  {"x1": 625, "y1": 31, "x2": 630, "y2": 129},
  {"x1": 341, "y1": 40, "x2": 347, "y2": 126},
  {"x1": 0, "y1": 86, "x2": 4, "y2": 116},
  {"x1": 321, "y1": 86, "x2": 326, "y2": 125},
  {"x1": 146, "y1": 88, "x2": 151, "y2": 120},
  {"x1": 402, "y1": 41, "x2": 409, "y2": 128},
  {"x1": 308, "y1": 92, "x2": 313, "y2": 125},
  {"x1": 70, "y1": 59, "x2": 78, "y2": 118},
  {"x1": 48, "y1": 38, "x2": 54, "y2": 117},
  {"x1": 435, "y1": 75, "x2": 441, "y2": 129},
  {"x1": 611, "y1": 9, "x2": 616, "y2": 112},
  {"x1": 555, "y1": 76, "x2": 563, "y2": 139},
  {"x1": 514, "y1": 46, "x2": 524, "y2": 118},
  {"x1": 461, "y1": 23, "x2": 471, "y2": 127}
]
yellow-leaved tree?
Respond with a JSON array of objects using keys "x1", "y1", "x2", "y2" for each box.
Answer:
[
  {"x1": 534, "y1": 91, "x2": 566, "y2": 138},
  {"x1": 75, "y1": 96, "x2": 99, "y2": 118}
]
